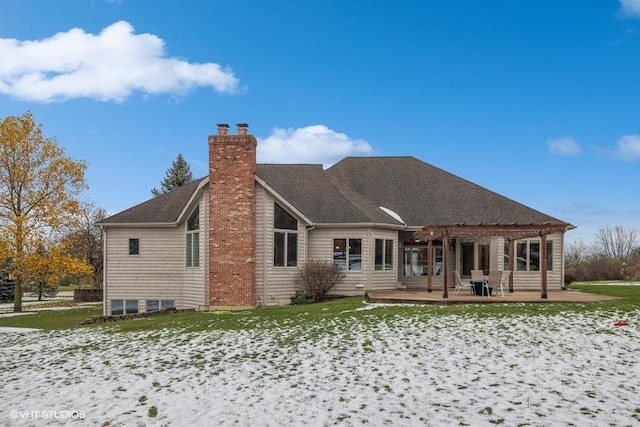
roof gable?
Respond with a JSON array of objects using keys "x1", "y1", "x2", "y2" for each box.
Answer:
[
  {"x1": 255, "y1": 164, "x2": 402, "y2": 225},
  {"x1": 98, "y1": 177, "x2": 207, "y2": 226}
]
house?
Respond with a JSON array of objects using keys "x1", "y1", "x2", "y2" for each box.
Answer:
[{"x1": 97, "y1": 123, "x2": 573, "y2": 315}]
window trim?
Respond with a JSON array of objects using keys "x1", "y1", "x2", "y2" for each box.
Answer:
[
  {"x1": 511, "y1": 239, "x2": 552, "y2": 272},
  {"x1": 334, "y1": 238, "x2": 362, "y2": 271},
  {"x1": 186, "y1": 208, "x2": 200, "y2": 268},
  {"x1": 403, "y1": 245, "x2": 442, "y2": 277},
  {"x1": 146, "y1": 299, "x2": 175, "y2": 312},
  {"x1": 111, "y1": 299, "x2": 138, "y2": 315},
  {"x1": 273, "y1": 203, "x2": 298, "y2": 268},
  {"x1": 374, "y1": 238, "x2": 395, "y2": 272}
]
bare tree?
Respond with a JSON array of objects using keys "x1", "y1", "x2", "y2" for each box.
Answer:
[
  {"x1": 594, "y1": 225, "x2": 638, "y2": 259},
  {"x1": 61, "y1": 202, "x2": 107, "y2": 287}
]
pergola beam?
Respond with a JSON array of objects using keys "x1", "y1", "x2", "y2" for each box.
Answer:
[{"x1": 413, "y1": 222, "x2": 568, "y2": 300}]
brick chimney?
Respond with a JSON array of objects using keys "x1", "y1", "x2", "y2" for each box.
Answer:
[{"x1": 208, "y1": 123, "x2": 256, "y2": 308}]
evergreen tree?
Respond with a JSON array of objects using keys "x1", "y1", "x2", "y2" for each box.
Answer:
[{"x1": 151, "y1": 154, "x2": 193, "y2": 196}]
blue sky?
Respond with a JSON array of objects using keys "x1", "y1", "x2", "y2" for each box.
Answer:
[{"x1": 1, "y1": 0, "x2": 639, "y2": 244}]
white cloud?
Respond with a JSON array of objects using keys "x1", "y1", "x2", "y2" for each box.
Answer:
[
  {"x1": 619, "y1": 0, "x2": 640, "y2": 17},
  {"x1": 613, "y1": 134, "x2": 640, "y2": 160},
  {"x1": 546, "y1": 136, "x2": 582, "y2": 156},
  {"x1": 0, "y1": 21, "x2": 240, "y2": 103},
  {"x1": 257, "y1": 125, "x2": 373, "y2": 167}
]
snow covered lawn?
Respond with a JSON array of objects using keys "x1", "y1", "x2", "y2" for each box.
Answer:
[{"x1": 1, "y1": 305, "x2": 639, "y2": 426}]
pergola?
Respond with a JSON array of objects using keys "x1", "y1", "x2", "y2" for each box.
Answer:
[{"x1": 413, "y1": 222, "x2": 570, "y2": 299}]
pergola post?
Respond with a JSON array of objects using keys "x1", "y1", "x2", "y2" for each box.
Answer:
[
  {"x1": 508, "y1": 239, "x2": 515, "y2": 293},
  {"x1": 414, "y1": 223, "x2": 568, "y2": 301},
  {"x1": 442, "y1": 235, "x2": 449, "y2": 298},
  {"x1": 427, "y1": 239, "x2": 433, "y2": 293},
  {"x1": 541, "y1": 233, "x2": 548, "y2": 299}
]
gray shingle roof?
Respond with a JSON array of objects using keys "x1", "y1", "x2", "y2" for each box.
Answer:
[
  {"x1": 98, "y1": 157, "x2": 570, "y2": 229},
  {"x1": 256, "y1": 164, "x2": 401, "y2": 224},
  {"x1": 327, "y1": 156, "x2": 569, "y2": 227},
  {"x1": 98, "y1": 177, "x2": 206, "y2": 225}
]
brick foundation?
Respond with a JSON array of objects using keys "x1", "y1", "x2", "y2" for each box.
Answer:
[{"x1": 207, "y1": 123, "x2": 257, "y2": 307}]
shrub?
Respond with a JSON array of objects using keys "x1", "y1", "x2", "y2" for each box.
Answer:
[
  {"x1": 294, "y1": 260, "x2": 345, "y2": 302},
  {"x1": 564, "y1": 273, "x2": 575, "y2": 286},
  {"x1": 290, "y1": 289, "x2": 313, "y2": 305}
]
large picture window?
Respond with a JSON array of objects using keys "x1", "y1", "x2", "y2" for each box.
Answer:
[
  {"x1": 186, "y1": 208, "x2": 199, "y2": 267},
  {"x1": 403, "y1": 246, "x2": 442, "y2": 276},
  {"x1": 374, "y1": 239, "x2": 394, "y2": 271},
  {"x1": 274, "y1": 203, "x2": 297, "y2": 267},
  {"x1": 334, "y1": 238, "x2": 362, "y2": 271},
  {"x1": 508, "y1": 239, "x2": 553, "y2": 272}
]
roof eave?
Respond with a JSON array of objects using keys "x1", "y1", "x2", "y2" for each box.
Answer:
[
  {"x1": 98, "y1": 222, "x2": 178, "y2": 228},
  {"x1": 313, "y1": 222, "x2": 407, "y2": 230}
]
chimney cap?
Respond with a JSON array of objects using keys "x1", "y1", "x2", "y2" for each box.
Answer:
[
  {"x1": 236, "y1": 123, "x2": 249, "y2": 128},
  {"x1": 216, "y1": 123, "x2": 230, "y2": 129}
]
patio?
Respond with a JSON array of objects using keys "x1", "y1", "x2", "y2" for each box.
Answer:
[{"x1": 366, "y1": 289, "x2": 618, "y2": 305}]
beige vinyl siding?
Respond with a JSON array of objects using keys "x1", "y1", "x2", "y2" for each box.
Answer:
[
  {"x1": 369, "y1": 229, "x2": 400, "y2": 290},
  {"x1": 183, "y1": 194, "x2": 207, "y2": 309},
  {"x1": 307, "y1": 227, "x2": 369, "y2": 296},
  {"x1": 255, "y1": 185, "x2": 307, "y2": 306},
  {"x1": 506, "y1": 233, "x2": 564, "y2": 290},
  {"x1": 103, "y1": 201, "x2": 209, "y2": 314},
  {"x1": 400, "y1": 245, "x2": 448, "y2": 290}
]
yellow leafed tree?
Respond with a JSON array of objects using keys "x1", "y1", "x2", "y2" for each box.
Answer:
[
  {"x1": 27, "y1": 240, "x2": 93, "y2": 300},
  {"x1": 0, "y1": 112, "x2": 88, "y2": 312}
]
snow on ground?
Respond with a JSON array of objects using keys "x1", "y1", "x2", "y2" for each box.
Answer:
[{"x1": 1, "y1": 308, "x2": 639, "y2": 426}]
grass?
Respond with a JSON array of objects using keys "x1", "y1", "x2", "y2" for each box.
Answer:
[{"x1": 0, "y1": 282, "x2": 638, "y2": 333}]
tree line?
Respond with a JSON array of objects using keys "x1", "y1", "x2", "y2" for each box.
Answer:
[
  {"x1": 0, "y1": 112, "x2": 193, "y2": 312},
  {"x1": 566, "y1": 225, "x2": 640, "y2": 282}
]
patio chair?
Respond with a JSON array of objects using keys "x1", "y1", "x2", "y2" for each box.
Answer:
[
  {"x1": 499, "y1": 270, "x2": 511, "y2": 297},
  {"x1": 454, "y1": 270, "x2": 475, "y2": 295},
  {"x1": 487, "y1": 271, "x2": 504, "y2": 298},
  {"x1": 471, "y1": 270, "x2": 490, "y2": 297}
]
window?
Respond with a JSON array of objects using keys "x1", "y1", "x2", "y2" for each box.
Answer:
[
  {"x1": 125, "y1": 300, "x2": 139, "y2": 314},
  {"x1": 478, "y1": 244, "x2": 490, "y2": 275},
  {"x1": 186, "y1": 208, "x2": 200, "y2": 267},
  {"x1": 515, "y1": 239, "x2": 548, "y2": 272},
  {"x1": 146, "y1": 300, "x2": 159, "y2": 312},
  {"x1": 146, "y1": 299, "x2": 175, "y2": 312},
  {"x1": 111, "y1": 299, "x2": 138, "y2": 315},
  {"x1": 461, "y1": 242, "x2": 474, "y2": 276},
  {"x1": 374, "y1": 239, "x2": 394, "y2": 271},
  {"x1": 503, "y1": 240, "x2": 510, "y2": 270},
  {"x1": 128, "y1": 238, "x2": 139, "y2": 255},
  {"x1": 403, "y1": 246, "x2": 442, "y2": 276},
  {"x1": 274, "y1": 203, "x2": 298, "y2": 267},
  {"x1": 334, "y1": 238, "x2": 362, "y2": 271},
  {"x1": 111, "y1": 299, "x2": 123, "y2": 315}
]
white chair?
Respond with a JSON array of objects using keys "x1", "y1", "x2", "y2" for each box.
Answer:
[
  {"x1": 471, "y1": 269, "x2": 490, "y2": 297},
  {"x1": 486, "y1": 271, "x2": 503, "y2": 297},
  {"x1": 454, "y1": 271, "x2": 475, "y2": 295},
  {"x1": 498, "y1": 270, "x2": 511, "y2": 297}
]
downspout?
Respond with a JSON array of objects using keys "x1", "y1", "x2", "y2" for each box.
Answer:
[
  {"x1": 262, "y1": 200, "x2": 268, "y2": 306},
  {"x1": 102, "y1": 227, "x2": 107, "y2": 316}
]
